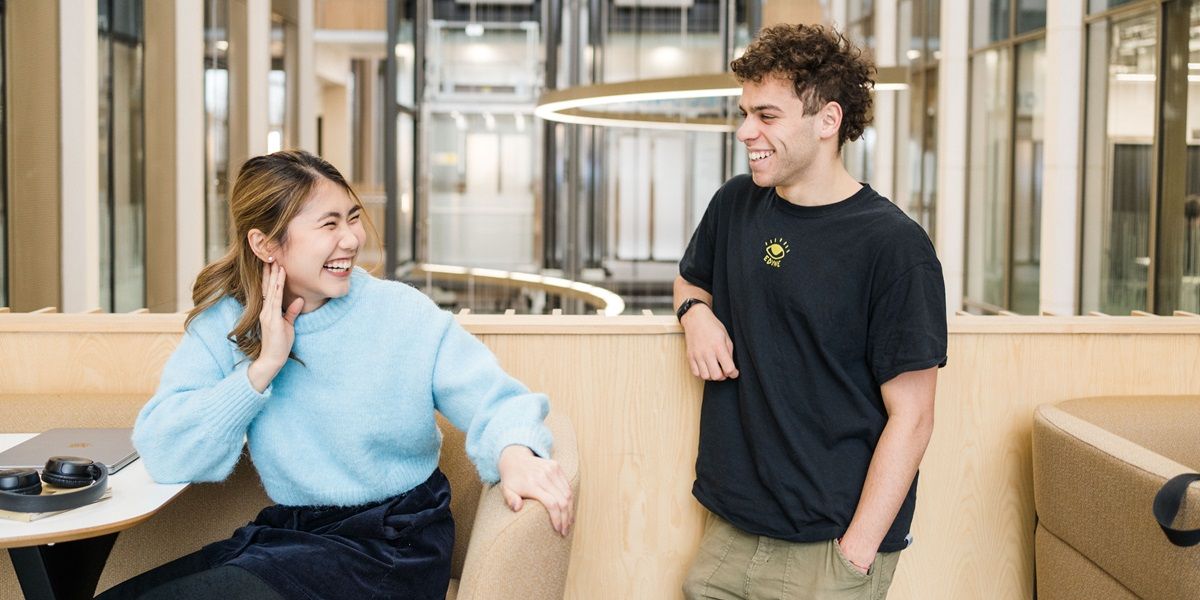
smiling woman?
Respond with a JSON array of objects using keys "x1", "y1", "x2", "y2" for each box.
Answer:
[
  {"x1": 186, "y1": 151, "x2": 373, "y2": 361},
  {"x1": 245, "y1": 178, "x2": 367, "y2": 315},
  {"x1": 96, "y1": 149, "x2": 574, "y2": 600}
]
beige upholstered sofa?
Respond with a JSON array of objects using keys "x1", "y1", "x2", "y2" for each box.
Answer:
[
  {"x1": 0, "y1": 391, "x2": 579, "y2": 600},
  {"x1": 442, "y1": 411, "x2": 580, "y2": 599},
  {"x1": 1032, "y1": 396, "x2": 1200, "y2": 599}
]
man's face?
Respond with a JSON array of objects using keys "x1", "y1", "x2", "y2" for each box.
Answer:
[{"x1": 736, "y1": 76, "x2": 821, "y2": 190}]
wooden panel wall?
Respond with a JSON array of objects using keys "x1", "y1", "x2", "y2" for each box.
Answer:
[
  {"x1": 1, "y1": 315, "x2": 1198, "y2": 599},
  {"x1": 315, "y1": 0, "x2": 385, "y2": 30},
  {"x1": 5, "y1": 1, "x2": 62, "y2": 311}
]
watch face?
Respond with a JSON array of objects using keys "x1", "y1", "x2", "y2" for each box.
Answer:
[{"x1": 677, "y1": 298, "x2": 699, "y2": 320}]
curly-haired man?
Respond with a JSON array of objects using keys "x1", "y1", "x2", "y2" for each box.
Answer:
[{"x1": 676, "y1": 24, "x2": 947, "y2": 600}]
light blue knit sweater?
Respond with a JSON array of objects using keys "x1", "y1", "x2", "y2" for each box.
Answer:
[{"x1": 133, "y1": 268, "x2": 553, "y2": 507}]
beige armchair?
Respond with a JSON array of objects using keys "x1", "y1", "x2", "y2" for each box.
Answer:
[
  {"x1": 1032, "y1": 396, "x2": 1200, "y2": 600},
  {"x1": 439, "y1": 411, "x2": 580, "y2": 600}
]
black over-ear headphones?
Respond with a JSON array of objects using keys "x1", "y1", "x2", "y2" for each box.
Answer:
[{"x1": 0, "y1": 456, "x2": 109, "y2": 513}]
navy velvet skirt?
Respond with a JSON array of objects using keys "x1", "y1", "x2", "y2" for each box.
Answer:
[{"x1": 202, "y1": 468, "x2": 454, "y2": 600}]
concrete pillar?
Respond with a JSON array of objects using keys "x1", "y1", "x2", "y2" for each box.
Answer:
[
  {"x1": 273, "y1": 0, "x2": 317, "y2": 152},
  {"x1": 295, "y1": 0, "x2": 318, "y2": 151},
  {"x1": 145, "y1": 0, "x2": 206, "y2": 312},
  {"x1": 1039, "y1": 1, "x2": 1084, "y2": 315},
  {"x1": 871, "y1": 0, "x2": 897, "y2": 200},
  {"x1": 321, "y1": 83, "x2": 352, "y2": 177},
  {"x1": 936, "y1": 0, "x2": 969, "y2": 313},
  {"x1": 827, "y1": 0, "x2": 847, "y2": 28},
  {"x1": 229, "y1": 0, "x2": 272, "y2": 183},
  {"x1": 59, "y1": 0, "x2": 101, "y2": 312},
  {"x1": 352, "y1": 58, "x2": 379, "y2": 186},
  {"x1": 762, "y1": 0, "x2": 825, "y2": 27}
]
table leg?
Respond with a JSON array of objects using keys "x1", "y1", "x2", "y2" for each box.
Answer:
[{"x1": 8, "y1": 532, "x2": 119, "y2": 600}]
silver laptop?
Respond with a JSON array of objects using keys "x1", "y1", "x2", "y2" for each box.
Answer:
[{"x1": 0, "y1": 428, "x2": 139, "y2": 474}]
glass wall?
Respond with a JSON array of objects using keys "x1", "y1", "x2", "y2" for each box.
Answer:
[
  {"x1": 1081, "y1": 1, "x2": 1196, "y2": 315},
  {"x1": 1182, "y1": 2, "x2": 1200, "y2": 313},
  {"x1": 844, "y1": 2, "x2": 876, "y2": 182},
  {"x1": 1010, "y1": 38, "x2": 1045, "y2": 315},
  {"x1": 964, "y1": 0, "x2": 1045, "y2": 313},
  {"x1": 98, "y1": 0, "x2": 146, "y2": 312},
  {"x1": 1089, "y1": 0, "x2": 1141, "y2": 11},
  {"x1": 426, "y1": 109, "x2": 536, "y2": 269},
  {"x1": 603, "y1": 2, "x2": 727, "y2": 268},
  {"x1": 966, "y1": 48, "x2": 1011, "y2": 311},
  {"x1": 895, "y1": 0, "x2": 940, "y2": 236},
  {"x1": 607, "y1": 129, "x2": 725, "y2": 264},
  {"x1": 423, "y1": 15, "x2": 541, "y2": 271},
  {"x1": 973, "y1": 0, "x2": 1010, "y2": 46},
  {"x1": 204, "y1": 0, "x2": 230, "y2": 261},
  {"x1": 1082, "y1": 9, "x2": 1155, "y2": 313},
  {"x1": 393, "y1": 1, "x2": 416, "y2": 267}
]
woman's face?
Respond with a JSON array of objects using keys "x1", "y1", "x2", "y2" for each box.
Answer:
[{"x1": 274, "y1": 178, "x2": 367, "y2": 313}]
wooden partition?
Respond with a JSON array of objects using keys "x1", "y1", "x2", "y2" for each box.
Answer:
[{"x1": 1, "y1": 314, "x2": 1199, "y2": 599}]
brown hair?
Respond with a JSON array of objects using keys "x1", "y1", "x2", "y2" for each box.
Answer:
[
  {"x1": 187, "y1": 150, "x2": 376, "y2": 361},
  {"x1": 730, "y1": 23, "x2": 875, "y2": 148}
]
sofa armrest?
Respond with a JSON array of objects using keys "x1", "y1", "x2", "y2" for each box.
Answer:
[
  {"x1": 1033, "y1": 402, "x2": 1200, "y2": 598},
  {"x1": 455, "y1": 412, "x2": 580, "y2": 600}
]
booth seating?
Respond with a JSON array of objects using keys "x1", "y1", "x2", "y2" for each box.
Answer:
[
  {"x1": 7, "y1": 312, "x2": 1200, "y2": 599},
  {"x1": 1032, "y1": 396, "x2": 1200, "y2": 600},
  {"x1": 0, "y1": 398, "x2": 579, "y2": 599}
]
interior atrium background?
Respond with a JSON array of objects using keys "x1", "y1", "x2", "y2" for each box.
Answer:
[{"x1": 2, "y1": 0, "x2": 1199, "y2": 316}]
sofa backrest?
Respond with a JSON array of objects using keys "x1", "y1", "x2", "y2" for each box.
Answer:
[
  {"x1": 1057, "y1": 396, "x2": 1200, "y2": 470},
  {"x1": 437, "y1": 413, "x2": 483, "y2": 580}
]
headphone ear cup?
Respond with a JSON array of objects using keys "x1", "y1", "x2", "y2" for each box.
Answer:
[
  {"x1": 0, "y1": 469, "x2": 43, "y2": 495},
  {"x1": 41, "y1": 456, "x2": 99, "y2": 489}
]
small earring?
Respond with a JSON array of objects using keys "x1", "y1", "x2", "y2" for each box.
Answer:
[{"x1": 267, "y1": 257, "x2": 274, "y2": 263}]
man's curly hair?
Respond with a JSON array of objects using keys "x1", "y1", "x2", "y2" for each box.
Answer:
[{"x1": 731, "y1": 24, "x2": 875, "y2": 148}]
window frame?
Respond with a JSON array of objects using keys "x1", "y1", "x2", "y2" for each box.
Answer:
[
  {"x1": 1080, "y1": 0, "x2": 1196, "y2": 314},
  {"x1": 963, "y1": 0, "x2": 1046, "y2": 313}
]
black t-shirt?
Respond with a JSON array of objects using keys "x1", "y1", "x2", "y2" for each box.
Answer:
[{"x1": 679, "y1": 175, "x2": 947, "y2": 552}]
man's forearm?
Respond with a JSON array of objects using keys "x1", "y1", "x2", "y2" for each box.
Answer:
[
  {"x1": 674, "y1": 276, "x2": 712, "y2": 311},
  {"x1": 839, "y1": 411, "x2": 933, "y2": 563}
]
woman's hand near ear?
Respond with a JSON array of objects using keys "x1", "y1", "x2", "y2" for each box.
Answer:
[{"x1": 247, "y1": 263, "x2": 305, "y2": 393}]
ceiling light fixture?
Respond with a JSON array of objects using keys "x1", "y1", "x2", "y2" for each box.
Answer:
[
  {"x1": 535, "y1": 68, "x2": 910, "y2": 132},
  {"x1": 465, "y1": 0, "x2": 483, "y2": 37},
  {"x1": 535, "y1": 73, "x2": 743, "y2": 132}
]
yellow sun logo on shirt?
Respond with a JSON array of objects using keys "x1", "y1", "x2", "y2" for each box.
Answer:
[{"x1": 763, "y1": 238, "x2": 790, "y2": 268}]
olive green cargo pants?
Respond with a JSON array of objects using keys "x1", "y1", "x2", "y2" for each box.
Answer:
[{"x1": 683, "y1": 513, "x2": 901, "y2": 600}]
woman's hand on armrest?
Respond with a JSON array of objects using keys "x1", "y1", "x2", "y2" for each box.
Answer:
[{"x1": 497, "y1": 445, "x2": 574, "y2": 537}]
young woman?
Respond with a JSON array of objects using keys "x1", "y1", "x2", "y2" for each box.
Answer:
[{"x1": 98, "y1": 150, "x2": 572, "y2": 600}]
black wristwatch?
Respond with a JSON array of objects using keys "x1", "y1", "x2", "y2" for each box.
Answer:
[{"x1": 676, "y1": 298, "x2": 708, "y2": 322}]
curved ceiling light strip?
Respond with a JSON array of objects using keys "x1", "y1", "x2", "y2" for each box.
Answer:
[
  {"x1": 535, "y1": 73, "x2": 743, "y2": 132},
  {"x1": 415, "y1": 263, "x2": 627, "y2": 316},
  {"x1": 534, "y1": 69, "x2": 909, "y2": 132}
]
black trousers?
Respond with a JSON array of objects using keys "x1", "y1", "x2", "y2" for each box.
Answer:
[
  {"x1": 95, "y1": 555, "x2": 281, "y2": 600},
  {"x1": 98, "y1": 469, "x2": 454, "y2": 600}
]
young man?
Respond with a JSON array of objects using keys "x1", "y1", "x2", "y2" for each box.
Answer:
[{"x1": 677, "y1": 24, "x2": 947, "y2": 600}]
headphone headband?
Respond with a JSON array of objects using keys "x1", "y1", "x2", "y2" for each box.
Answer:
[{"x1": 0, "y1": 459, "x2": 108, "y2": 514}]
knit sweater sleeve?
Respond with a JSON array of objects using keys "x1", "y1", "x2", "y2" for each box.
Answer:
[
  {"x1": 431, "y1": 314, "x2": 553, "y2": 483},
  {"x1": 132, "y1": 311, "x2": 270, "y2": 484}
]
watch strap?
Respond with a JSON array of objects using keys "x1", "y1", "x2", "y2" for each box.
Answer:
[{"x1": 676, "y1": 298, "x2": 708, "y2": 321}]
